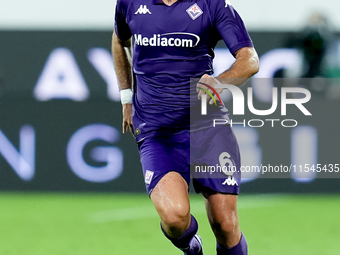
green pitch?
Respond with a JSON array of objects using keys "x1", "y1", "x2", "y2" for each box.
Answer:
[{"x1": 0, "y1": 192, "x2": 339, "y2": 255}]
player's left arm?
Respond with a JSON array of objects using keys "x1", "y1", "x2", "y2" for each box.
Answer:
[
  {"x1": 197, "y1": 1, "x2": 259, "y2": 102},
  {"x1": 216, "y1": 46, "x2": 259, "y2": 84},
  {"x1": 197, "y1": 46, "x2": 259, "y2": 102}
]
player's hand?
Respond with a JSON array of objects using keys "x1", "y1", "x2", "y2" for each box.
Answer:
[
  {"x1": 196, "y1": 74, "x2": 223, "y2": 105},
  {"x1": 122, "y1": 103, "x2": 134, "y2": 134}
]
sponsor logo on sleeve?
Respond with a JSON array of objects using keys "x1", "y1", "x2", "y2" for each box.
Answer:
[{"x1": 225, "y1": 0, "x2": 231, "y2": 7}]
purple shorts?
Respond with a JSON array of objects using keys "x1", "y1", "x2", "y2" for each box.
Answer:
[{"x1": 138, "y1": 125, "x2": 241, "y2": 195}]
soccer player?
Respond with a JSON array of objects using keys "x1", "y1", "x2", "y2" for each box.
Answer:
[{"x1": 112, "y1": 0, "x2": 259, "y2": 254}]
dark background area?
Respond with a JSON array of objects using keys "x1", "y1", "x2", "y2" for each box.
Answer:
[{"x1": 0, "y1": 31, "x2": 339, "y2": 193}]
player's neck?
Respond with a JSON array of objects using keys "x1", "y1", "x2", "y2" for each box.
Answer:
[{"x1": 162, "y1": 0, "x2": 178, "y2": 6}]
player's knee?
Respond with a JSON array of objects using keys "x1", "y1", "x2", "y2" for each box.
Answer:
[
  {"x1": 219, "y1": 219, "x2": 238, "y2": 235},
  {"x1": 161, "y1": 206, "x2": 190, "y2": 233},
  {"x1": 211, "y1": 212, "x2": 239, "y2": 236}
]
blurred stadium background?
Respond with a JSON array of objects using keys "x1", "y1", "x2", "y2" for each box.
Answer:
[{"x1": 0, "y1": 0, "x2": 339, "y2": 254}]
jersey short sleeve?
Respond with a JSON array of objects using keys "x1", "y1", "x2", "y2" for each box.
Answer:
[
  {"x1": 213, "y1": 0, "x2": 253, "y2": 55},
  {"x1": 114, "y1": 0, "x2": 132, "y2": 41}
]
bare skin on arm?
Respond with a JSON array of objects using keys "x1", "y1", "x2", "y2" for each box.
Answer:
[
  {"x1": 111, "y1": 32, "x2": 134, "y2": 134},
  {"x1": 197, "y1": 47, "x2": 259, "y2": 104}
]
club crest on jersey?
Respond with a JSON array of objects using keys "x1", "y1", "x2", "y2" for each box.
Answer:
[
  {"x1": 186, "y1": 4, "x2": 203, "y2": 20},
  {"x1": 145, "y1": 170, "x2": 154, "y2": 184}
]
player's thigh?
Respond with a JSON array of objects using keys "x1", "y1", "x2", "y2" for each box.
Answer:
[
  {"x1": 150, "y1": 171, "x2": 190, "y2": 224},
  {"x1": 203, "y1": 191, "x2": 238, "y2": 226},
  {"x1": 138, "y1": 134, "x2": 190, "y2": 196},
  {"x1": 203, "y1": 191, "x2": 241, "y2": 246},
  {"x1": 138, "y1": 134, "x2": 191, "y2": 224},
  {"x1": 191, "y1": 125, "x2": 241, "y2": 195}
]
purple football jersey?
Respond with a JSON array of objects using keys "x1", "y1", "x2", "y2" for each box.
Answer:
[{"x1": 115, "y1": 0, "x2": 253, "y2": 141}]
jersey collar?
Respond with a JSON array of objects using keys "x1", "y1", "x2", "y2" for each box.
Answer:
[{"x1": 152, "y1": 0, "x2": 183, "y2": 5}]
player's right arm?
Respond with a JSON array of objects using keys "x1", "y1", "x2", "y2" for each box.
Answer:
[
  {"x1": 112, "y1": 32, "x2": 133, "y2": 134},
  {"x1": 112, "y1": 0, "x2": 134, "y2": 134}
]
